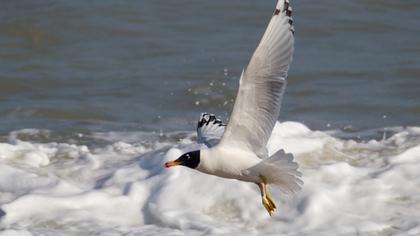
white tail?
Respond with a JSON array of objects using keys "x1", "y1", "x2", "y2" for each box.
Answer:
[{"x1": 246, "y1": 149, "x2": 303, "y2": 194}]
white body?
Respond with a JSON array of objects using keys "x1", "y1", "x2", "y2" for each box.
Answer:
[{"x1": 198, "y1": 147, "x2": 261, "y2": 183}]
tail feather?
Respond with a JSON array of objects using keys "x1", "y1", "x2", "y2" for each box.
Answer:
[{"x1": 245, "y1": 149, "x2": 303, "y2": 194}]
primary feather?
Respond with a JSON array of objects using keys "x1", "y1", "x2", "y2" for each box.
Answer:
[{"x1": 197, "y1": 113, "x2": 226, "y2": 148}]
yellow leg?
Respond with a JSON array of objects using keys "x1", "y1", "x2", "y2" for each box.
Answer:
[
  {"x1": 260, "y1": 175, "x2": 277, "y2": 210},
  {"x1": 266, "y1": 190, "x2": 277, "y2": 210},
  {"x1": 258, "y1": 182, "x2": 273, "y2": 216}
]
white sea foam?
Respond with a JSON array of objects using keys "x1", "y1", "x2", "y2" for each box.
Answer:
[{"x1": 0, "y1": 122, "x2": 419, "y2": 235}]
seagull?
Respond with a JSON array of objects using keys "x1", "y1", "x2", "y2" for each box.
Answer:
[{"x1": 165, "y1": 0, "x2": 302, "y2": 216}]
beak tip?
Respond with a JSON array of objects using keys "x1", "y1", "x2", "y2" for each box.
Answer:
[
  {"x1": 164, "y1": 162, "x2": 174, "y2": 168},
  {"x1": 164, "y1": 161, "x2": 180, "y2": 168}
]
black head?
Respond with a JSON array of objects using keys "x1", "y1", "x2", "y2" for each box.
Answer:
[{"x1": 164, "y1": 150, "x2": 200, "y2": 169}]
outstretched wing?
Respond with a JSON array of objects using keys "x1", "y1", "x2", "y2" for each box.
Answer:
[
  {"x1": 219, "y1": 0, "x2": 294, "y2": 158},
  {"x1": 197, "y1": 113, "x2": 226, "y2": 148}
]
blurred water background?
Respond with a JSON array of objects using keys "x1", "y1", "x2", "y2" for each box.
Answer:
[{"x1": 1, "y1": 0, "x2": 419, "y2": 136}]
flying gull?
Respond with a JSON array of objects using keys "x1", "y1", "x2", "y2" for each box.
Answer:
[{"x1": 165, "y1": 0, "x2": 302, "y2": 216}]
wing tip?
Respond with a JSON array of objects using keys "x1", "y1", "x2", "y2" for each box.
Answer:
[
  {"x1": 197, "y1": 113, "x2": 226, "y2": 147},
  {"x1": 197, "y1": 113, "x2": 225, "y2": 129},
  {"x1": 273, "y1": 0, "x2": 294, "y2": 34}
]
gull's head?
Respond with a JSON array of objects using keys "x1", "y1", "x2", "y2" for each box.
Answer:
[{"x1": 164, "y1": 150, "x2": 200, "y2": 169}]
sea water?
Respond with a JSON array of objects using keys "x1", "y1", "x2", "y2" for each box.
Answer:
[
  {"x1": 1, "y1": 0, "x2": 420, "y2": 235},
  {"x1": 1, "y1": 123, "x2": 420, "y2": 235}
]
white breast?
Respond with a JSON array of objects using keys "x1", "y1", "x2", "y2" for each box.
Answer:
[{"x1": 197, "y1": 147, "x2": 261, "y2": 183}]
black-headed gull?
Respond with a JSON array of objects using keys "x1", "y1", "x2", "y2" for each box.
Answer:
[{"x1": 165, "y1": 0, "x2": 302, "y2": 216}]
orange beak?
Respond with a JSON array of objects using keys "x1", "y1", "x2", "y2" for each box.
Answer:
[{"x1": 164, "y1": 160, "x2": 182, "y2": 168}]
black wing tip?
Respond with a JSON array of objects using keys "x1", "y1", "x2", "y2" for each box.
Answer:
[
  {"x1": 197, "y1": 113, "x2": 225, "y2": 129},
  {"x1": 273, "y1": 0, "x2": 294, "y2": 34}
]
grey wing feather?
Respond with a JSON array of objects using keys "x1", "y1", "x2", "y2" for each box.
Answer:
[
  {"x1": 219, "y1": 0, "x2": 294, "y2": 158},
  {"x1": 197, "y1": 113, "x2": 226, "y2": 148}
]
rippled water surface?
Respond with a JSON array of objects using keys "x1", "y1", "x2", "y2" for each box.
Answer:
[{"x1": 1, "y1": 0, "x2": 419, "y2": 134}]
